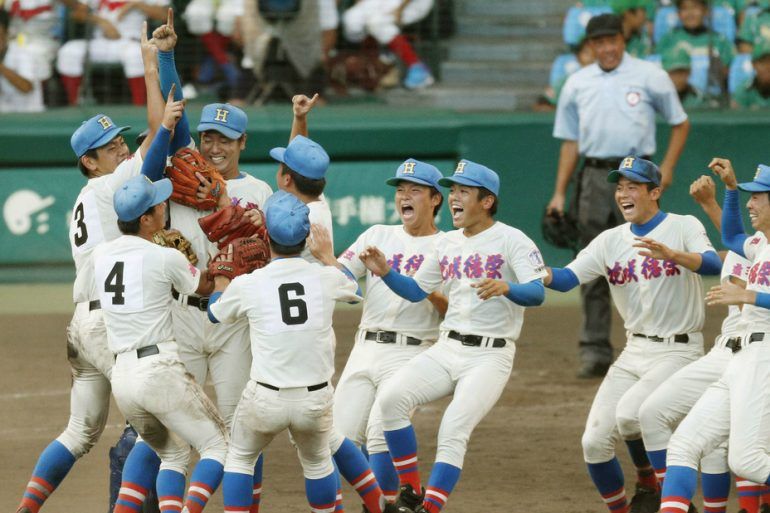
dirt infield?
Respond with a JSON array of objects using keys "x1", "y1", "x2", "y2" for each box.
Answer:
[{"x1": 1, "y1": 303, "x2": 730, "y2": 513}]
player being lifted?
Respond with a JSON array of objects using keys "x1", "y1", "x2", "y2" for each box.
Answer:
[
  {"x1": 309, "y1": 158, "x2": 448, "y2": 504},
  {"x1": 544, "y1": 157, "x2": 721, "y2": 513},
  {"x1": 357, "y1": 160, "x2": 547, "y2": 513}
]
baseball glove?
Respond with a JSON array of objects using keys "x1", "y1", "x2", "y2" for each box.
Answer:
[
  {"x1": 152, "y1": 229, "x2": 198, "y2": 265},
  {"x1": 166, "y1": 148, "x2": 226, "y2": 211},
  {"x1": 198, "y1": 204, "x2": 268, "y2": 250},
  {"x1": 541, "y1": 209, "x2": 580, "y2": 252},
  {"x1": 208, "y1": 237, "x2": 270, "y2": 280}
]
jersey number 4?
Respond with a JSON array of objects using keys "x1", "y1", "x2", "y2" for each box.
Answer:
[
  {"x1": 278, "y1": 283, "x2": 308, "y2": 325},
  {"x1": 104, "y1": 262, "x2": 126, "y2": 305}
]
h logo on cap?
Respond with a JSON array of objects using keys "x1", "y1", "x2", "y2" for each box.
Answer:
[
  {"x1": 215, "y1": 109, "x2": 229, "y2": 123},
  {"x1": 403, "y1": 162, "x2": 415, "y2": 175},
  {"x1": 756, "y1": 166, "x2": 763, "y2": 180},
  {"x1": 621, "y1": 157, "x2": 635, "y2": 169},
  {"x1": 456, "y1": 162, "x2": 466, "y2": 174},
  {"x1": 98, "y1": 116, "x2": 113, "y2": 130}
]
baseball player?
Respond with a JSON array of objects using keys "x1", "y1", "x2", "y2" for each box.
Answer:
[
  {"x1": 308, "y1": 158, "x2": 447, "y2": 506},
  {"x1": 633, "y1": 175, "x2": 751, "y2": 513},
  {"x1": 659, "y1": 159, "x2": 770, "y2": 513},
  {"x1": 357, "y1": 160, "x2": 547, "y2": 513},
  {"x1": 95, "y1": 175, "x2": 227, "y2": 513},
  {"x1": 14, "y1": 35, "x2": 176, "y2": 513},
  {"x1": 56, "y1": 0, "x2": 168, "y2": 105},
  {"x1": 544, "y1": 157, "x2": 721, "y2": 513},
  {"x1": 205, "y1": 191, "x2": 365, "y2": 513}
]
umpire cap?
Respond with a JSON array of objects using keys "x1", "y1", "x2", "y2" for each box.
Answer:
[{"x1": 585, "y1": 14, "x2": 623, "y2": 39}]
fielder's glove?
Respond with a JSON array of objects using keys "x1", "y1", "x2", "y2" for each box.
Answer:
[
  {"x1": 166, "y1": 148, "x2": 226, "y2": 211},
  {"x1": 541, "y1": 208, "x2": 580, "y2": 251},
  {"x1": 208, "y1": 237, "x2": 270, "y2": 280},
  {"x1": 198, "y1": 204, "x2": 268, "y2": 251},
  {"x1": 152, "y1": 229, "x2": 198, "y2": 265}
]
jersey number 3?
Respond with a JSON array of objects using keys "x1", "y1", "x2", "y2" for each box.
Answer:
[
  {"x1": 278, "y1": 283, "x2": 308, "y2": 325},
  {"x1": 104, "y1": 262, "x2": 126, "y2": 305},
  {"x1": 73, "y1": 202, "x2": 89, "y2": 247}
]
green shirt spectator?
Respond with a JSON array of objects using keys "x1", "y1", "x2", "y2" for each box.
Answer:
[
  {"x1": 612, "y1": 0, "x2": 654, "y2": 56},
  {"x1": 662, "y1": 47, "x2": 708, "y2": 108},
  {"x1": 737, "y1": 7, "x2": 770, "y2": 49},
  {"x1": 733, "y1": 40, "x2": 770, "y2": 107}
]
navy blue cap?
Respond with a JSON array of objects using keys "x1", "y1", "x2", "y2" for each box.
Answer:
[
  {"x1": 71, "y1": 114, "x2": 131, "y2": 158},
  {"x1": 438, "y1": 160, "x2": 500, "y2": 196},
  {"x1": 385, "y1": 158, "x2": 443, "y2": 190},
  {"x1": 264, "y1": 191, "x2": 311, "y2": 246},
  {"x1": 270, "y1": 135, "x2": 330, "y2": 180},
  {"x1": 738, "y1": 164, "x2": 770, "y2": 192},
  {"x1": 113, "y1": 176, "x2": 172, "y2": 222},
  {"x1": 607, "y1": 156, "x2": 661, "y2": 186},
  {"x1": 197, "y1": 103, "x2": 247, "y2": 139}
]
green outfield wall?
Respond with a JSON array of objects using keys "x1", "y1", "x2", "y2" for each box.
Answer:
[{"x1": 1, "y1": 105, "x2": 768, "y2": 282}]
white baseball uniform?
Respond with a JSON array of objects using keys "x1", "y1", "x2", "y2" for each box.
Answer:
[
  {"x1": 94, "y1": 234, "x2": 227, "y2": 473},
  {"x1": 303, "y1": 197, "x2": 333, "y2": 265},
  {"x1": 566, "y1": 213, "x2": 713, "y2": 463},
  {"x1": 57, "y1": 152, "x2": 144, "y2": 459},
  {"x1": 169, "y1": 172, "x2": 272, "y2": 427},
  {"x1": 210, "y1": 258, "x2": 360, "y2": 479},
  {"x1": 378, "y1": 221, "x2": 547, "y2": 468},
  {"x1": 183, "y1": 0, "x2": 242, "y2": 36},
  {"x1": 56, "y1": 0, "x2": 170, "y2": 79},
  {"x1": 343, "y1": 0, "x2": 433, "y2": 45},
  {"x1": 638, "y1": 251, "x2": 749, "y2": 478},
  {"x1": 667, "y1": 232, "x2": 770, "y2": 484},
  {"x1": 334, "y1": 224, "x2": 442, "y2": 454}
]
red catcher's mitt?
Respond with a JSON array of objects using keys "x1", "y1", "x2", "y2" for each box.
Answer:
[
  {"x1": 166, "y1": 148, "x2": 226, "y2": 211},
  {"x1": 198, "y1": 204, "x2": 268, "y2": 250},
  {"x1": 208, "y1": 237, "x2": 270, "y2": 280}
]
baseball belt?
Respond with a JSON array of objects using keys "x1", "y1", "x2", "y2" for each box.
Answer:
[
  {"x1": 724, "y1": 336, "x2": 742, "y2": 353},
  {"x1": 633, "y1": 333, "x2": 689, "y2": 343},
  {"x1": 365, "y1": 331, "x2": 422, "y2": 346},
  {"x1": 137, "y1": 345, "x2": 160, "y2": 358},
  {"x1": 257, "y1": 381, "x2": 328, "y2": 392},
  {"x1": 89, "y1": 300, "x2": 101, "y2": 311},
  {"x1": 448, "y1": 330, "x2": 506, "y2": 348},
  {"x1": 748, "y1": 333, "x2": 766, "y2": 344},
  {"x1": 583, "y1": 155, "x2": 652, "y2": 170},
  {"x1": 171, "y1": 289, "x2": 209, "y2": 311}
]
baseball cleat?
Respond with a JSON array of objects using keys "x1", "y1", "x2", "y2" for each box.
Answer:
[
  {"x1": 403, "y1": 63, "x2": 434, "y2": 90},
  {"x1": 396, "y1": 483, "x2": 424, "y2": 511},
  {"x1": 628, "y1": 483, "x2": 660, "y2": 513}
]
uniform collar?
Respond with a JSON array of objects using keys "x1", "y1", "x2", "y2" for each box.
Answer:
[
  {"x1": 589, "y1": 52, "x2": 631, "y2": 77},
  {"x1": 630, "y1": 210, "x2": 667, "y2": 237}
]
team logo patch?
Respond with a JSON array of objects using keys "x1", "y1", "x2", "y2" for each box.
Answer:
[
  {"x1": 626, "y1": 91, "x2": 641, "y2": 107},
  {"x1": 528, "y1": 249, "x2": 544, "y2": 272},
  {"x1": 97, "y1": 116, "x2": 113, "y2": 130},
  {"x1": 188, "y1": 263, "x2": 198, "y2": 276},
  {"x1": 756, "y1": 166, "x2": 763, "y2": 180},
  {"x1": 621, "y1": 157, "x2": 635, "y2": 169},
  {"x1": 403, "y1": 162, "x2": 416, "y2": 175},
  {"x1": 455, "y1": 162, "x2": 466, "y2": 174},
  {"x1": 215, "y1": 108, "x2": 229, "y2": 122}
]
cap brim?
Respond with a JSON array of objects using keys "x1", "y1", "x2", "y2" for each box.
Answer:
[
  {"x1": 151, "y1": 178, "x2": 173, "y2": 206},
  {"x1": 87, "y1": 125, "x2": 131, "y2": 155},
  {"x1": 586, "y1": 29, "x2": 623, "y2": 39},
  {"x1": 269, "y1": 147, "x2": 287, "y2": 164},
  {"x1": 197, "y1": 122, "x2": 243, "y2": 140},
  {"x1": 607, "y1": 169, "x2": 658, "y2": 185},
  {"x1": 738, "y1": 181, "x2": 770, "y2": 192},
  {"x1": 385, "y1": 176, "x2": 439, "y2": 188},
  {"x1": 438, "y1": 175, "x2": 484, "y2": 189}
]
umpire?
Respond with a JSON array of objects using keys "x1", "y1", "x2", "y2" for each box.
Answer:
[{"x1": 547, "y1": 13, "x2": 690, "y2": 378}]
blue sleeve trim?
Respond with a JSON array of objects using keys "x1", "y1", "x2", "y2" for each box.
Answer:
[
  {"x1": 505, "y1": 279, "x2": 545, "y2": 306},
  {"x1": 207, "y1": 291, "x2": 223, "y2": 323},
  {"x1": 696, "y1": 251, "x2": 722, "y2": 276},
  {"x1": 756, "y1": 292, "x2": 770, "y2": 310},
  {"x1": 158, "y1": 50, "x2": 191, "y2": 152},
  {"x1": 338, "y1": 265, "x2": 362, "y2": 298},
  {"x1": 547, "y1": 268, "x2": 579, "y2": 292},
  {"x1": 141, "y1": 126, "x2": 170, "y2": 181},
  {"x1": 381, "y1": 269, "x2": 428, "y2": 302},
  {"x1": 722, "y1": 189, "x2": 748, "y2": 257}
]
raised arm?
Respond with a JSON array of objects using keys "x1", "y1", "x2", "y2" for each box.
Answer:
[
  {"x1": 138, "y1": 21, "x2": 165, "y2": 159},
  {"x1": 690, "y1": 175, "x2": 722, "y2": 232},
  {"x1": 710, "y1": 157, "x2": 748, "y2": 257},
  {"x1": 289, "y1": 94, "x2": 320, "y2": 141},
  {"x1": 141, "y1": 85, "x2": 185, "y2": 181}
]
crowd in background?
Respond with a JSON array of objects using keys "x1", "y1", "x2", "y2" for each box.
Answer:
[
  {"x1": 536, "y1": 0, "x2": 770, "y2": 111},
  {"x1": 0, "y1": 0, "x2": 439, "y2": 112}
]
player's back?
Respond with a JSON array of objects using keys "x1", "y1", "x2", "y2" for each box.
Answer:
[{"x1": 229, "y1": 257, "x2": 359, "y2": 388}]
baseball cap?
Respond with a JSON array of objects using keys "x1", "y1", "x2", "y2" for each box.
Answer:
[
  {"x1": 611, "y1": 0, "x2": 648, "y2": 13},
  {"x1": 752, "y1": 40, "x2": 770, "y2": 62},
  {"x1": 607, "y1": 156, "x2": 661, "y2": 186},
  {"x1": 385, "y1": 158, "x2": 443, "y2": 190},
  {"x1": 71, "y1": 114, "x2": 131, "y2": 158},
  {"x1": 270, "y1": 135, "x2": 330, "y2": 180},
  {"x1": 585, "y1": 13, "x2": 623, "y2": 39},
  {"x1": 438, "y1": 159, "x2": 500, "y2": 196},
  {"x1": 662, "y1": 48, "x2": 691, "y2": 71},
  {"x1": 738, "y1": 164, "x2": 770, "y2": 192},
  {"x1": 113, "y1": 176, "x2": 173, "y2": 222},
  {"x1": 264, "y1": 190, "x2": 311, "y2": 246},
  {"x1": 197, "y1": 103, "x2": 247, "y2": 139}
]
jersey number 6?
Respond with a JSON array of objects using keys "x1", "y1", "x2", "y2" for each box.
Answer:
[{"x1": 278, "y1": 282, "x2": 308, "y2": 325}]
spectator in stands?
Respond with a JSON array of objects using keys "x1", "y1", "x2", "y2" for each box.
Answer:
[
  {"x1": 534, "y1": 36, "x2": 594, "y2": 112},
  {"x1": 736, "y1": 1, "x2": 770, "y2": 53},
  {"x1": 613, "y1": 0, "x2": 652, "y2": 57},
  {"x1": 56, "y1": 0, "x2": 168, "y2": 106},
  {"x1": 342, "y1": 0, "x2": 435, "y2": 90},
  {"x1": 0, "y1": 7, "x2": 41, "y2": 111},
  {"x1": 656, "y1": 0, "x2": 735, "y2": 87},
  {"x1": 662, "y1": 46, "x2": 707, "y2": 107},
  {"x1": 732, "y1": 39, "x2": 770, "y2": 107},
  {"x1": 320, "y1": 0, "x2": 339, "y2": 63}
]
